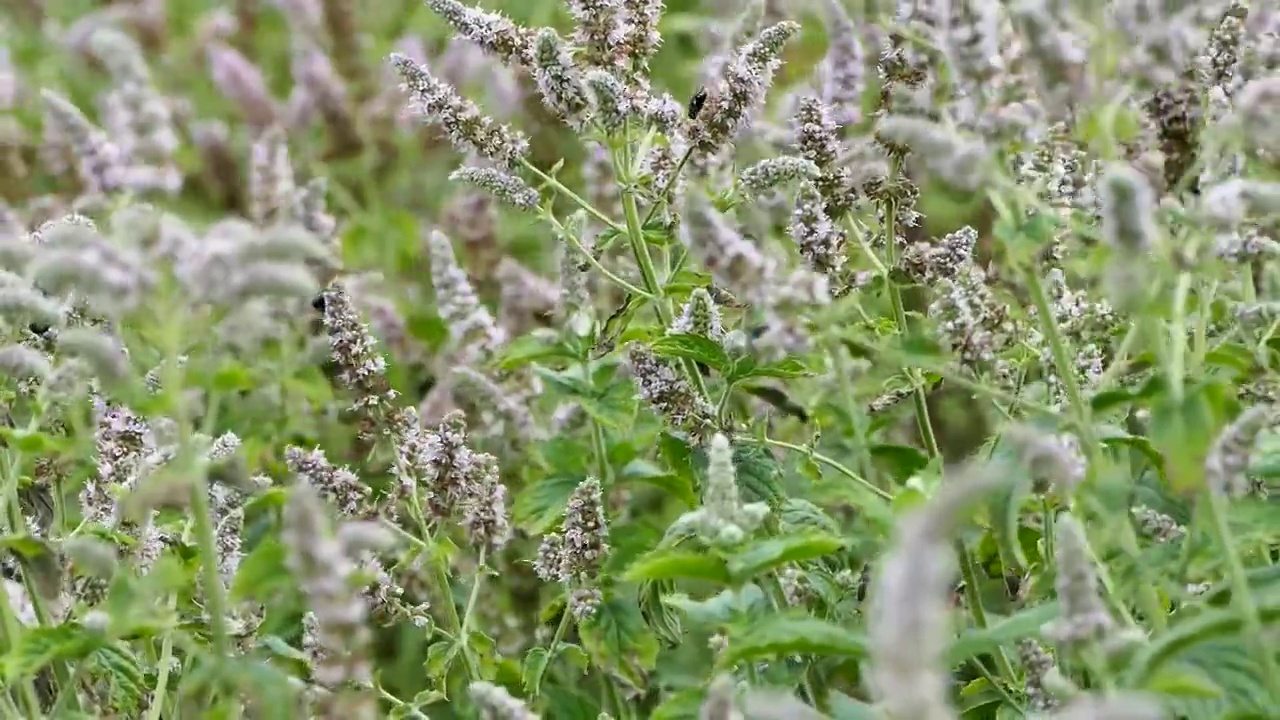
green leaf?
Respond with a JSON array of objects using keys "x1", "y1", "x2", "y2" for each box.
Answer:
[
  {"x1": 664, "y1": 585, "x2": 767, "y2": 626},
  {"x1": 1149, "y1": 381, "x2": 1228, "y2": 495},
  {"x1": 649, "y1": 333, "x2": 732, "y2": 373},
  {"x1": 777, "y1": 499, "x2": 840, "y2": 535},
  {"x1": 1141, "y1": 666, "x2": 1224, "y2": 700},
  {"x1": 728, "y1": 443, "x2": 785, "y2": 504},
  {"x1": 869, "y1": 444, "x2": 930, "y2": 482},
  {"x1": 829, "y1": 692, "x2": 883, "y2": 720},
  {"x1": 579, "y1": 595, "x2": 660, "y2": 691},
  {"x1": 494, "y1": 331, "x2": 582, "y2": 370},
  {"x1": 1125, "y1": 599, "x2": 1280, "y2": 688},
  {"x1": 620, "y1": 458, "x2": 697, "y2": 508},
  {"x1": 947, "y1": 602, "x2": 1060, "y2": 666},
  {"x1": 210, "y1": 361, "x2": 256, "y2": 393},
  {"x1": 721, "y1": 614, "x2": 868, "y2": 667},
  {"x1": 513, "y1": 473, "x2": 583, "y2": 534},
  {"x1": 624, "y1": 548, "x2": 730, "y2": 584},
  {"x1": 1, "y1": 534, "x2": 62, "y2": 601},
  {"x1": 651, "y1": 687, "x2": 705, "y2": 720},
  {"x1": 3, "y1": 623, "x2": 105, "y2": 680},
  {"x1": 231, "y1": 537, "x2": 290, "y2": 603},
  {"x1": 726, "y1": 533, "x2": 846, "y2": 583},
  {"x1": 729, "y1": 356, "x2": 813, "y2": 383}
]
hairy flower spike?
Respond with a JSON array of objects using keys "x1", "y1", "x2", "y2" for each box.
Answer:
[
  {"x1": 283, "y1": 485, "x2": 376, "y2": 719},
  {"x1": 876, "y1": 114, "x2": 991, "y2": 191},
  {"x1": 627, "y1": 342, "x2": 715, "y2": 438},
  {"x1": 532, "y1": 29, "x2": 592, "y2": 128},
  {"x1": 1205, "y1": 405, "x2": 1273, "y2": 497},
  {"x1": 818, "y1": 0, "x2": 865, "y2": 126},
  {"x1": 559, "y1": 477, "x2": 609, "y2": 590},
  {"x1": 469, "y1": 681, "x2": 540, "y2": 720},
  {"x1": 248, "y1": 127, "x2": 296, "y2": 226},
  {"x1": 40, "y1": 90, "x2": 123, "y2": 196},
  {"x1": 318, "y1": 283, "x2": 398, "y2": 423},
  {"x1": 669, "y1": 288, "x2": 726, "y2": 343},
  {"x1": 739, "y1": 156, "x2": 819, "y2": 198},
  {"x1": 285, "y1": 446, "x2": 372, "y2": 519},
  {"x1": 427, "y1": 229, "x2": 507, "y2": 360},
  {"x1": 869, "y1": 464, "x2": 1009, "y2": 720},
  {"x1": 620, "y1": 0, "x2": 664, "y2": 73},
  {"x1": 790, "y1": 182, "x2": 847, "y2": 277},
  {"x1": 390, "y1": 54, "x2": 529, "y2": 168},
  {"x1": 566, "y1": 0, "x2": 623, "y2": 69},
  {"x1": 421, "y1": 0, "x2": 534, "y2": 67},
  {"x1": 449, "y1": 166, "x2": 541, "y2": 210},
  {"x1": 689, "y1": 21, "x2": 800, "y2": 160},
  {"x1": 585, "y1": 70, "x2": 630, "y2": 133},
  {"x1": 1046, "y1": 513, "x2": 1114, "y2": 647},
  {"x1": 1099, "y1": 162, "x2": 1158, "y2": 253}
]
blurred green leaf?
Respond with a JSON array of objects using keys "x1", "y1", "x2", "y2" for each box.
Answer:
[
  {"x1": 726, "y1": 533, "x2": 846, "y2": 583},
  {"x1": 579, "y1": 595, "x2": 661, "y2": 691},
  {"x1": 721, "y1": 614, "x2": 868, "y2": 667},
  {"x1": 650, "y1": 333, "x2": 732, "y2": 373},
  {"x1": 624, "y1": 548, "x2": 730, "y2": 584}
]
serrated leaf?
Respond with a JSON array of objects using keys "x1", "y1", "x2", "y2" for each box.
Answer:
[
  {"x1": 777, "y1": 499, "x2": 840, "y2": 535},
  {"x1": 494, "y1": 331, "x2": 582, "y2": 370},
  {"x1": 728, "y1": 444, "x2": 785, "y2": 504},
  {"x1": 522, "y1": 647, "x2": 550, "y2": 695},
  {"x1": 721, "y1": 614, "x2": 868, "y2": 667},
  {"x1": 579, "y1": 596, "x2": 660, "y2": 690},
  {"x1": 624, "y1": 548, "x2": 731, "y2": 584},
  {"x1": 947, "y1": 602, "x2": 1061, "y2": 666},
  {"x1": 513, "y1": 473, "x2": 582, "y2": 534},
  {"x1": 3, "y1": 623, "x2": 104, "y2": 680},
  {"x1": 1142, "y1": 666, "x2": 1224, "y2": 699},
  {"x1": 1, "y1": 533, "x2": 62, "y2": 600},
  {"x1": 729, "y1": 356, "x2": 812, "y2": 383},
  {"x1": 726, "y1": 533, "x2": 846, "y2": 582},
  {"x1": 650, "y1": 333, "x2": 732, "y2": 372},
  {"x1": 620, "y1": 458, "x2": 697, "y2": 508},
  {"x1": 231, "y1": 537, "x2": 289, "y2": 602}
]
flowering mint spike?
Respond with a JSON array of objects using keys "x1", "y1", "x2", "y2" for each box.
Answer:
[
  {"x1": 668, "y1": 288, "x2": 726, "y2": 343},
  {"x1": 449, "y1": 165, "x2": 541, "y2": 210},
  {"x1": 422, "y1": 0, "x2": 534, "y2": 67},
  {"x1": 689, "y1": 21, "x2": 801, "y2": 160},
  {"x1": 532, "y1": 28, "x2": 592, "y2": 128},
  {"x1": 738, "y1": 156, "x2": 819, "y2": 198},
  {"x1": 390, "y1": 53, "x2": 529, "y2": 168}
]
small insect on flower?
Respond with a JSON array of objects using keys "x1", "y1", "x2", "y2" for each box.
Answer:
[{"x1": 687, "y1": 86, "x2": 708, "y2": 120}]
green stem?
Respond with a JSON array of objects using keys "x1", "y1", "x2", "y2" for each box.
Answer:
[
  {"x1": 145, "y1": 632, "x2": 176, "y2": 720},
  {"x1": 559, "y1": 224, "x2": 653, "y2": 299},
  {"x1": 1206, "y1": 489, "x2": 1280, "y2": 701},
  {"x1": 1169, "y1": 272, "x2": 1191, "y2": 400},
  {"x1": 956, "y1": 540, "x2": 1018, "y2": 683},
  {"x1": 640, "y1": 146, "x2": 694, "y2": 226},
  {"x1": 531, "y1": 608, "x2": 573, "y2": 698},
  {"x1": 427, "y1": 548, "x2": 479, "y2": 681},
  {"x1": 521, "y1": 158, "x2": 626, "y2": 232},
  {"x1": 0, "y1": 579, "x2": 43, "y2": 717},
  {"x1": 741, "y1": 435, "x2": 891, "y2": 501},
  {"x1": 1022, "y1": 269, "x2": 1101, "y2": 467},
  {"x1": 191, "y1": 478, "x2": 228, "y2": 659},
  {"x1": 459, "y1": 548, "x2": 487, "y2": 642},
  {"x1": 618, "y1": 152, "x2": 711, "y2": 403}
]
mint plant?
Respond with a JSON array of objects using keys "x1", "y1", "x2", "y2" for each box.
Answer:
[{"x1": 0, "y1": 0, "x2": 1278, "y2": 719}]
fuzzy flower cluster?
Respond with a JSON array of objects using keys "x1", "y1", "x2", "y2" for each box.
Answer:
[
  {"x1": 668, "y1": 434, "x2": 769, "y2": 548},
  {"x1": 533, "y1": 477, "x2": 611, "y2": 619}
]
